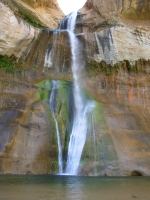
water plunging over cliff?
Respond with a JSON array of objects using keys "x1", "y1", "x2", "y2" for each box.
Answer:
[
  {"x1": 65, "y1": 12, "x2": 87, "y2": 175},
  {"x1": 48, "y1": 11, "x2": 95, "y2": 175},
  {"x1": 60, "y1": 11, "x2": 90, "y2": 175}
]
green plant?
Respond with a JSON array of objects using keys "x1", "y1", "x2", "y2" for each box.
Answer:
[
  {"x1": 5, "y1": 65, "x2": 15, "y2": 73},
  {"x1": 125, "y1": 60, "x2": 131, "y2": 69},
  {"x1": 18, "y1": 12, "x2": 44, "y2": 28},
  {"x1": 33, "y1": 64, "x2": 37, "y2": 69},
  {"x1": 87, "y1": 59, "x2": 141, "y2": 77},
  {"x1": 100, "y1": 67, "x2": 105, "y2": 72},
  {"x1": 0, "y1": 55, "x2": 15, "y2": 73},
  {"x1": 106, "y1": 71, "x2": 111, "y2": 75},
  {"x1": 0, "y1": 57, "x2": 8, "y2": 68},
  {"x1": 18, "y1": 67, "x2": 23, "y2": 73}
]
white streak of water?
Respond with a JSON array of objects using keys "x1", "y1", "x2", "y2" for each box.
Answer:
[
  {"x1": 65, "y1": 11, "x2": 92, "y2": 175},
  {"x1": 44, "y1": 48, "x2": 52, "y2": 68},
  {"x1": 49, "y1": 80, "x2": 63, "y2": 174}
]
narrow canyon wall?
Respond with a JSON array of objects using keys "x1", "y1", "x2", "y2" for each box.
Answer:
[{"x1": 0, "y1": 0, "x2": 150, "y2": 176}]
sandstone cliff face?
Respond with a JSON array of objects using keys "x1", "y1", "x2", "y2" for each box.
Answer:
[
  {"x1": 82, "y1": 63, "x2": 150, "y2": 176},
  {"x1": 0, "y1": 1, "x2": 71, "y2": 174},
  {"x1": 0, "y1": 75, "x2": 58, "y2": 174},
  {"x1": 0, "y1": 1, "x2": 67, "y2": 174},
  {"x1": 0, "y1": 2, "x2": 39, "y2": 58},
  {"x1": 78, "y1": 0, "x2": 150, "y2": 176},
  {"x1": 82, "y1": 0, "x2": 150, "y2": 26},
  {"x1": 1, "y1": 0, "x2": 64, "y2": 29},
  {"x1": 81, "y1": 0, "x2": 150, "y2": 65},
  {"x1": 0, "y1": 0, "x2": 64, "y2": 58}
]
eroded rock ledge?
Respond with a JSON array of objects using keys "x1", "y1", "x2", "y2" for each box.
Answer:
[
  {"x1": 81, "y1": 0, "x2": 150, "y2": 65},
  {"x1": 0, "y1": 2, "x2": 39, "y2": 58},
  {"x1": 0, "y1": 0, "x2": 64, "y2": 29}
]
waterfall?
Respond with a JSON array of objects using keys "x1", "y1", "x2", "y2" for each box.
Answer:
[
  {"x1": 61, "y1": 11, "x2": 89, "y2": 175},
  {"x1": 48, "y1": 11, "x2": 94, "y2": 175},
  {"x1": 49, "y1": 80, "x2": 63, "y2": 174}
]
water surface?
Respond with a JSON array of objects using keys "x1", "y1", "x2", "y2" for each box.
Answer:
[{"x1": 0, "y1": 175, "x2": 150, "y2": 200}]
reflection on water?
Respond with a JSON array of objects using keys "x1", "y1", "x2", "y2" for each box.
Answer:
[
  {"x1": 0, "y1": 175, "x2": 150, "y2": 200},
  {"x1": 66, "y1": 177, "x2": 83, "y2": 200}
]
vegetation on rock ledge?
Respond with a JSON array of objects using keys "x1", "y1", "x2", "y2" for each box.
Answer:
[
  {"x1": 0, "y1": 55, "x2": 23, "y2": 73},
  {"x1": 86, "y1": 59, "x2": 149, "y2": 77},
  {"x1": 18, "y1": 12, "x2": 44, "y2": 28}
]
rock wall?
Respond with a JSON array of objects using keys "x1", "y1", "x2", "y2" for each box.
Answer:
[
  {"x1": 82, "y1": 62, "x2": 150, "y2": 176},
  {"x1": 0, "y1": 2, "x2": 39, "y2": 58},
  {"x1": 0, "y1": 0, "x2": 64, "y2": 58},
  {"x1": 0, "y1": 1, "x2": 72, "y2": 174},
  {"x1": 81, "y1": 0, "x2": 150, "y2": 65},
  {"x1": 0, "y1": 1, "x2": 67, "y2": 174},
  {"x1": 1, "y1": 0, "x2": 64, "y2": 29},
  {"x1": 0, "y1": 75, "x2": 60, "y2": 174},
  {"x1": 82, "y1": 0, "x2": 150, "y2": 27},
  {"x1": 77, "y1": 0, "x2": 150, "y2": 176}
]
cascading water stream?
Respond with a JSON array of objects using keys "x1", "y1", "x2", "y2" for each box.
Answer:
[
  {"x1": 61, "y1": 11, "x2": 90, "y2": 175},
  {"x1": 48, "y1": 11, "x2": 94, "y2": 175},
  {"x1": 49, "y1": 81, "x2": 63, "y2": 174}
]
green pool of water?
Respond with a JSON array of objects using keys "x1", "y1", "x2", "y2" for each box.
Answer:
[{"x1": 0, "y1": 175, "x2": 150, "y2": 200}]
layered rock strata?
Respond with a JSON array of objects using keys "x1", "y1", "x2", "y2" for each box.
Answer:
[
  {"x1": 78, "y1": 0, "x2": 150, "y2": 176},
  {"x1": 1, "y1": 0, "x2": 64, "y2": 29},
  {"x1": 81, "y1": 0, "x2": 150, "y2": 65},
  {"x1": 0, "y1": 2, "x2": 39, "y2": 58}
]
